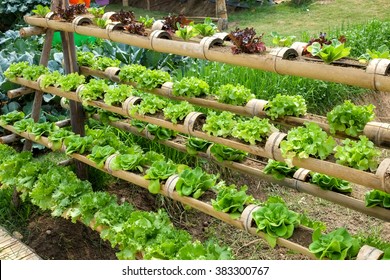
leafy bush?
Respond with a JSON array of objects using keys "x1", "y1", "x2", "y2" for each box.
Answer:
[
  {"x1": 144, "y1": 160, "x2": 178, "y2": 194},
  {"x1": 79, "y1": 79, "x2": 109, "y2": 103},
  {"x1": 104, "y1": 84, "x2": 135, "y2": 106},
  {"x1": 210, "y1": 144, "x2": 247, "y2": 162},
  {"x1": 176, "y1": 167, "x2": 218, "y2": 199},
  {"x1": 163, "y1": 101, "x2": 194, "y2": 124},
  {"x1": 263, "y1": 159, "x2": 298, "y2": 180},
  {"x1": 252, "y1": 197, "x2": 300, "y2": 248},
  {"x1": 202, "y1": 111, "x2": 237, "y2": 137},
  {"x1": 211, "y1": 184, "x2": 255, "y2": 219},
  {"x1": 265, "y1": 94, "x2": 307, "y2": 120},
  {"x1": 307, "y1": 39, "x2": 351, "y2": 64},
  {"x1": 327, "y1": 100, "x2": 375, "y2": 137},
  {"x1": 280, "y1": 122, "x2": 336, "y2": 165},
  {"x1": 228, "y1": 27, "x2": 266, "y2": 54},
  {"x1": 232, "y1": 117, "x2": 277, "y2": 145},
  {"x1": 172, "y1": 77, "x2": 210, "y2": 97},
  {"x1": 130, "y1": 94, "x2": 167, "y2": 115},
  {"x1": 215, "y1": 84, "x2": 254, "y2": 106},
  {"x1": 334, "y1": 136, "x2": 380, "y2": 171},
  {"x1": 309, "y1": 228, "x2": 361, "y2": 260},
  {"x1": 310, "y1": 173, "x2": 352, "y2": 194},
  {"x1": 186, "y1": 137, "x2": 212, "y2": 155},
  {"x1": 365, "y1": 190, "x2": 390, "y2": 209}
]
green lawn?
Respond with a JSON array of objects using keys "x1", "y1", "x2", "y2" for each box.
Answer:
[{"x1": 108, "y1": 0, "x2": 390, "y2": 44}]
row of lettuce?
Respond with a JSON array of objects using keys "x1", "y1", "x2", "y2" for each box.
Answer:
[
  {"x1": 31, "y1": 4, "x2": 390, "y2": 64},
  {"x1": 4, "y1": 61, "x2": 382, "y2": 174},
  {"x1": 0, "y1": 143, "x2": 232, "y2": 260},
  {"x1": 1, "y1": 114, "x2": 389, "y2": 259}
]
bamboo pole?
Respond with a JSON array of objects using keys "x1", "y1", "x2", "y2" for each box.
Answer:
[
  {"x1": 19, "y1": 27, "x2": 46, "y2": 37},
  {"x1": 7, "y1": 87, "x2": 34, "y2": 99},
  {"x1": 98, "y1": 116, "x2": 390, "y2": 223},
  {"x1": 9, "y1": 77, "x2": 390, "y2": 194},
  {"x1": 23, "y1": 15, "x2": 390, "y2": 92},
  {"x1": 77, "y1": 66, "x2": 390, "y2": 149},
  {"x1": 0, "y1": 134, "x2": 19, "y2": 144}
]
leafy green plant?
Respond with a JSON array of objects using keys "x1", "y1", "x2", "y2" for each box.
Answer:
[
  {"x1": 139, "y1": 15, "x2": 154, "y2": 28},
  {"x1": 58, "y1": 73, "x2": 86, "y2": 92},
  {"x1": 163, "y1": 101, "x2": 194, "y2": 124},
  {"x1": 130, "y1": 94, "x2": 167, "y2": 115},
  {"x1": 88, "y1": 6, "x2": 105, "y2": 18},
  {"x1": 64, "y1": 135, "x2": 94, "y2": 155},
  {"x1": 136, "y1": 69, "x2": 171, "y2": 89},
  {"x1": 141, "y1": 151, "x2": 165, "y2": 166},
  {"x1": 327, "y1": 100, "x2": 375, "y2": 137},
  {"x1": 232, "y1": 117, "x2": 277, "y2": 145},
  {"x1": 21, "y1": 64, "x2": 49, "y2": 81},
  {"x1": 202, "y1": 111, "x2": 237, "y2": 137},
  {"x1": 252, "y1": 197, "x2": 301, "y2": 248},
  {"x1": 365, "y1": 190, "x2": 390, "y2": 209},
  {"x1": 146, "y1": 124, "x2": 177, "y2": 140},
  {"x1": 309, "y1": 227, "x2": 361, "y2": 260},
  {"x1": 4, "y1": 62, "x2": 30, "y2": 79},
  {"x1": 210, "y1": 144, "x2": 247, "y2": 162},
  {"x1": 71, "y1": 191, "x2": 117, "y2": 224},
  {"x1": 94, "y1": 18, "x2": 111, "y2": 29},
  {"x1": 0, "y1": 111, "x2": 25, "y2": 126},
  {"x1": 104, "y1": 84, "x2": 135, "y2": 106},
  {"x1": 13, "y1": 118, "x2": 35, "y2": 133},
  {"x1": 264, "y1": 94, "x2": 307, "y2": 120},
  {"x1": 39, "y1": 71, "x2": 62, "y2": 89},
  {"x1": 79, "y1": 79, "x2": 109, "y2": 103},
  {"x1": 172, "y1": 77, "x2": 210, "y2": 97},
  {"x1": 280, "y1": 122, "x2": 336, "y2": 166},
  {"x1": 186, "y1": 137, "x2": 212, "y2": 155},
  {"x1": 211, "y1": 184, "x2": 255, "y2": 219},
  {"x1": 334, "y1": 136, "x2": 380, "y2": 171},
  {"x1": 92, "y1": 56, "x2": 121, "y2": 71},
  {"x1": 77, "y1": 51, "x2": 95, "y2": 67},
  {"x1": 87, "y1": 145, "x2": 116, "y2": 168},
  {"x1": 176, "y1": 167, "x2": 218, "y2": 198},
  {"x1": 109, "y1": 153, "x2": 144, "y2": 173},
  {"x1": 270, "y1": 31, "x2": 296, "y2": 47},
  {"x1": 28, "y1": 121, "x2": 57, "y2": 140},
  {"x1": 47, "y1": 128, "x2": 75, "y2": 151},
  {"x1": 32, "y1": 4, "x2": 50, "y2": 17},
  {"x1": 175, "y1": 23, "x2": 199, "y2": 41},
  {"x1": 307, "y1": 39, "x2": 351, "y2": 64},
  {"x1": 358, "y1": 45, "x2": 390, "y2": 64},
  {"x1": 118, "y1": 64, "x2": 147, "y2": 83},
  {"x1": 144, "y1": 160, "x2": 178, "y2": 194},
  {"x1": 215, "y1": 84, "x2": 255, "y2": 106},
  {"x1": 263, "y1": 159, "x2": 298, "y2": 180},
  {"x1": 310, "y1": 173, "x2": 352, "y2": 193},
  {"x1": 194, "y1": 17, "x2": 217, "y2": 37}
]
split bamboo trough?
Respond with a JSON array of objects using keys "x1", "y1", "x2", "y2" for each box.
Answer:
[
  {"x1": 78, "y1": 65, "x2": 390, "y2": 148},
  {"x1": 91, "y1": 114, "x2": 390, "y2": 223},
  {"x1": 8, "y1": 77, "x2": 390, "y2": 194},
  {"x1": 0, "y1": 123, "x2": 316, "y2": 259},
  {"x1": 23, "y1": 14, "x2": 390, "y2": 92}
]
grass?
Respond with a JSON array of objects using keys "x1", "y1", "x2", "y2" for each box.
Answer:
[{"x1": 228, "y1": 0, "x2": 390, "y2": 44}]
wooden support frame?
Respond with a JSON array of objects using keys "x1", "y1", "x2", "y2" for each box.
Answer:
[{"x1": 23, "y1": 0, "x2": 87, "y2": 179}]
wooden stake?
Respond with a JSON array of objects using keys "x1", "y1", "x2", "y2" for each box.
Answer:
[{"x1": 7, "y1": 87, "x2": 34, "y2": 99}]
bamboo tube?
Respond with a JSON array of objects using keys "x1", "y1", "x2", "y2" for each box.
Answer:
[
  {"x1": 240, "y1": 204, "x2": 262, "y2": 232},
  {"x1": 122, "y1": 96, "x2": 142, "y2": 116},
  {"x1": 78, "y1": 66, "x2": 105, "y2": 78},
  {"x1": 356, "y1": 245, "x2": 384, "y2": 260},
  {"x1": 293, "y1": 168, "x2": 311, "y2": 182},
  {"x1": 23, "y1": 15, "x2": 48, "y2": 28},
  {"x1": 77, "y1": 67, "x2": 390, "y2": 148},
  {"x1": 19, "y1": 27, "x2": 46, "y2": 37},
  {"x1": 9, "y1": 77, "x2": 390, "y2": 193},
  {"x1": 7, "y1": 87, "x2": 34, "y2": 99},
  {"x1": 3, "y1": 123, "x2": 387, "y2": 257},
  {"x1": 22, "y1": 15, "x2": 390, "y2": 92},
  {"x1": 151, "y1": 20, "x2": 164, "y2": 31},
  {"x1": 54, "y1": 119, "x2": 71, "y2": 128},
  {"x1": 72, "y1": 16, "x2": 92, "y2": 33},
  {"x1": 102, "y1": 12, "x2": 116, "y2": 21},
  {"x1": 0, "y1": 134, "x2": 19, "y2": 144},
  {"x1": 93, "y1": 116, "x2": 390, "y2": 222},
  {"x1": 58, "y1": 158, "x2": 74, "y2": 166}
]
